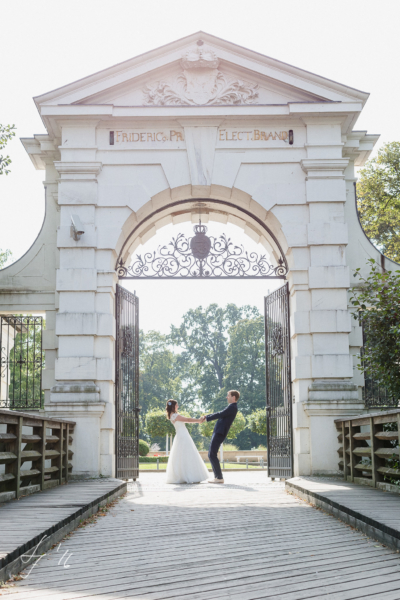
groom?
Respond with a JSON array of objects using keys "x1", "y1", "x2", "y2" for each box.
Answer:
[{"x1": 201, "y1": 390, "x2": 240, "y2": 484}]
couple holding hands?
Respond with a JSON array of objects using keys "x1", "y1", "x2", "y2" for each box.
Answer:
[{"x1": 165, "y1": 390, "x2": 239, "y2": 485}]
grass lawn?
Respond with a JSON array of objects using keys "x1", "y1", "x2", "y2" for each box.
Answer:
[{"x1": 139, "y1": 461, "x2": 264, "y2": 471}]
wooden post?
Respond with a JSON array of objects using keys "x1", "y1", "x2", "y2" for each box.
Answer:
[
  {"x1": 6, "y1": 416, "x2": 23, "y2": 498},
  {"x1": 369, "y1": 417, "x2": 379, "y2": 488},
  {"x1": 342, "y1": 422, "x2": 349, "y2": 480},
  {"x1": 39, "y1": 420, "x2": 47, "y2": 490},
  {"x1": 349, "y1": 419, "x2": 357, "y2": 482},
  {"x1": 397, "y1": 414, "x2": 400, "y2": 454},
  {"x1": 64, "y1": 424, "x2": 70, "y2": 483},
  {"x1": 57, "y1": 423, "x2": 64, "y2": 485}
]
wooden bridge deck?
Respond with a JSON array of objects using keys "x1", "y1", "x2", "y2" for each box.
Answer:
[{"x1": 3, "y1": 472, "x2": 400, "y2": 600}]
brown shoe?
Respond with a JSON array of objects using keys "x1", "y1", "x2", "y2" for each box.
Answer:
[{"x1": 209, "y1": 478, "x2": 224, "y2": 484}]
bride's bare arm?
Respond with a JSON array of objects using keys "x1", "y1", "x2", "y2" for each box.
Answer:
[{"x1": 174, "y1": 414, "x2": 202, "y2": 423}]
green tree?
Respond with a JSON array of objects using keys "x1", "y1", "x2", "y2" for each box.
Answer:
[
  {"x1": 350, "y1": 259, "x2": 400, "y2": 400},
  {"x1": 247, "y1": 408, "x2": 267, "y2": 436},
  {"x1": 357, "y1": 142, "x2": 400, "y2": 262},
  {"x1": 199, "y1": 410, "x2": 246, "y2": 440},
  {"x1": 222, "y1": 316, "x2": 266, "y2": 416},
  {"x1": 0, "y1": 124, "x2": 16, "y2": 175},
  {"x1": 0, "y1": 249, "x2": 12, "y2": 269},
  {"x1": 139, "y1": 330, "x2": 182, "y2": 418},
  {"x1": 169, "y1": 304, "x2": 259, "y2": 411}
]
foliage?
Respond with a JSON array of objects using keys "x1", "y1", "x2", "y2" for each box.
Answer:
[
  {"x1": 139, "y1": 330, "x2": 182, "y2": 418},
  {"x1": 220, "y1": 443, "x2": 238, "y2": 451},
  {"x1": 246, "y1": 408, "x2": 267, "y2": 436},
  {"x1": 357, "y1": 142, "x2": 400, "y2": 262},
  {"x1": 145, "y1": 409, "x2": 175, "y2": 437},
  {"x1": 169, "y1": 304, "x2": 259, "y2": 411},
  {"x1": 199, "y1": 410, "x2": 246, "y2": 440},
  {"x1": 139, "y1": 456, "x2": 169, "y2": 463},
  {"x1": 0, "y1": 124, "x2": 16, "y2": 175},
  {"x1": 0, "y1": 249, "x2": 12, "y2": 269},
  {"x1": 222, "y1": 316, "x2": 266, "y2": 416},
  {"x1": 350, "y1": 260, "x2": 400, "y2": 401},
  {"x1": 145, "y1": 408, "x2": 196, "y2": 439},
  {"x1": 382, "y1": 422, "x2": 400, "y2": 487},
  {"x1": 138, "y1": 439, "x2": 150, "y2": 457},
  {"x1": 6, "y1": 317, "x2": 45, "y2": 408}
]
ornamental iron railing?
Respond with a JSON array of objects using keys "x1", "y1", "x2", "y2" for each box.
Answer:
[
  {"x1": 361, "y1": 322, "x2": 398, "y2": 409},
  {"x1": 118, "y1": 223, "x2": 288, "y2": 279},
  {"x1": 0, "y1": 316, "x2": 44, "y2": 410}
]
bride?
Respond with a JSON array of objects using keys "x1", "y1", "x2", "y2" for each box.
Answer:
[{"x1": 165, "y1": 399, "x2": 209, "y2": 484}]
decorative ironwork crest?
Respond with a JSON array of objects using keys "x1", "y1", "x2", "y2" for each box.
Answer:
[
  {"x1": 270, "y1": 324, "x2": 284, "y2": 356},
  {"x1": 118, "y1": 223, "x2": 287, "y2": 280}
]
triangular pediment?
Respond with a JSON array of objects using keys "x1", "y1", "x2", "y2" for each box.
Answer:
[{"x1": 34, "y1": 32, "x2": 369, "y2": 109}]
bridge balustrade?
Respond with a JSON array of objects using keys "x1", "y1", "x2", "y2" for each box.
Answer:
[
  {"x1": 335, "y1": 409, "x2": 400, "y2": 490},
  {"x1": 0, "y1": 409, "x2": 75, "y2": 503}
]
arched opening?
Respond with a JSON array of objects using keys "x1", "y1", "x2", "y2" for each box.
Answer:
[{"x1": 114, "y1": 196, "x2": 293, "y2": 482}]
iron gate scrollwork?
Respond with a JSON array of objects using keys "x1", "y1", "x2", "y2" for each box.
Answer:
[
  {"x1": 264, "y1": 283, "x2": 293, "y2": 479},
  {"x1": 0, "y1": 315, "x2": 44, "y2": 409},
  {"x1": 115, "y1": 285, "x2": 140, "y2": 480},
  {"x1": 117, "y1": 222, "x2": 288, "y2": 280}
]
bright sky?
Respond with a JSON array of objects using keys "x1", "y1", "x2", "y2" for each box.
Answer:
[{"x1": 1, "y1": 0, "x2": 399, "y2": 330}]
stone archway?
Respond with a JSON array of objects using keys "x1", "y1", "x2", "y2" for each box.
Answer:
[{"x1": 113, "y1": 193, "x2": 293, "y2": 479}]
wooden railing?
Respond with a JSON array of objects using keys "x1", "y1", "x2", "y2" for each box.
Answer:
[
  {"x1": 335, "y1": 409, "x2": 400, "y2": 489},
  {"x1": 0, "y1": 409, "x2": 75, "y2": 503}
]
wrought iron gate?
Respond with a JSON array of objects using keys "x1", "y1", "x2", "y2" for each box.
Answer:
[
  {"x1": 0, "y1": 315, "x2": 44, "y2": 409},
  {"x1": 115, "y1": 285, "x2": 140, "y2": 480},
  {"x1": 264, "y1": 283, "x2": 293, "y2": 479}
]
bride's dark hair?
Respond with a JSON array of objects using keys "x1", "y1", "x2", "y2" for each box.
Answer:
[{"x1": 166, "y1": 399, "x2": 178, "y2": 419}]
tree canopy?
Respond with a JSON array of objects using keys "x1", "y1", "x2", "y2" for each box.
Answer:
[
  {"x1": 350, "y1": 259, "x2": 400, "y2": 400},
  {"x1": 0, "y1": 249, "x2": 12, "y2": 269},
  {"x1": 169, "y1": 303, "x2": 260, "y2": 411},
  {"x1": 0, "y1": 124, "x2": 16, "y2": 176},
  {"x1": 139, "y1": 303, "x2": 268, "y2": 450},
  {"x1": 357, "y1": 142, "x2": 400, "y2": 263}
]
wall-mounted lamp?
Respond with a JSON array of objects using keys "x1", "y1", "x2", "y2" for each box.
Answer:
[
  {"x1": 70, "y1": 215, "x2": 85, "y2": 241},
  {"x1": 289, "y1": 130, "x2": 294, "y2": 145}
]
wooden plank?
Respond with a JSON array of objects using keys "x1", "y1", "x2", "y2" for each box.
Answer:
[
  {"x1": 353, "y1": 432, "x2": 370, "y2": 440},
  {"x1": 0, "y1": 408, "x2": 76, "y2": 426},
  {"x1": 375, "y1": 431, "x2": 399, "y2": 441},
  {"x1": 21, "y1": 450, "x2": 41, "y2": 460},
  {"x1": 0, "y1": 433, "x2": 17, "y2": 441},
  {"x1": 0, "y1": 452, "x2": 17, "y2": 463},
  {"x1": 375, "y1": 447, "x2": 399, "y2": 458},
  {"x1": 21, "y1": 434, "x2": 41, "y2": 443}
]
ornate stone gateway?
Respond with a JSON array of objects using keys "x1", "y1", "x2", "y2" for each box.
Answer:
[
  {"x1": 5, "y1": 31, "x2": 390, "y2": 479},
  {"x1": 115, "y1": 285, "x2": 139, "y2": 480},
  {"x1": 264, "y1": 284, "x2": 293, "y2": 479}
]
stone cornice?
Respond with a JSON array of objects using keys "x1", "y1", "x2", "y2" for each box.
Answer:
[
  {"x1": 54, "y1": 162, "x2": 102, "y2": 179},
  {"x1": 301, "y1": 158, "x2": 349, "y2": 179}
]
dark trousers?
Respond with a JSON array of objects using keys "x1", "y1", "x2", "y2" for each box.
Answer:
[{"x1": 208, "y1": 432, "x2": 225, "y2": 480}]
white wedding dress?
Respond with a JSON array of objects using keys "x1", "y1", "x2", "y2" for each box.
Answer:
[{"x1": 165, "y1": 413, "x2": 210, "y2": 484}]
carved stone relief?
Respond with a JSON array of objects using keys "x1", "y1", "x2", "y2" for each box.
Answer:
[{"x1": 143, "y1": 45, "x2": 259, "y2": 106}]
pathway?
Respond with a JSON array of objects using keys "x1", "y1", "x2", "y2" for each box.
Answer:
[{"x1": 3, "y1": 472, "x2": 400, "y2": 599}]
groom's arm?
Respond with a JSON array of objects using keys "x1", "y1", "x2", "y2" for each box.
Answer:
[{"x1": 205, "y1": 404, "x2": 235, "y2": 422}]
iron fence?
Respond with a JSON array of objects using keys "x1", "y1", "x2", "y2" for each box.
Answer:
[
  {"x1": 361, "y1": 322, "x2": 398, "y2": 409},
  {"x1": 0, "y1": 316, "x2": 44, "y2": 409}
]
